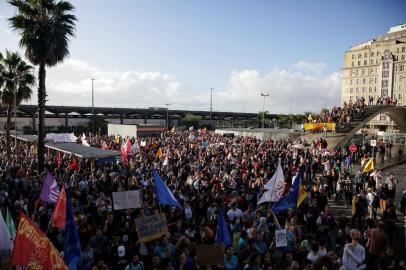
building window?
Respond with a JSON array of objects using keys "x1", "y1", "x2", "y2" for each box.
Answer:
[
  {"x1": 401, "y1": 65, "x2": 405, "y2": 71},
  {"x1": 370, "y1": 59, "x2": 374, "y2": 65},
  {"x1": 371, "y1": 51, "x2": 374, "y2": 57},
  {"x1": 382, "y1": 80, "x2": 388, "y2": 88},
  {"x1": 350, "y1": 79, "x2": 353, "y2": 85},
  {"x1": 369, "y1": 78, "x2": 374, "y2": 84},
  {"x1": 402, "y1": 47, "x2": 405, "y2": 52},
  {"x1": 352, "y1": 54, "x2": 355, "y2": 59},
  {"x1": 374, "y1": 87, "x2": 377, "y2": 92},
  {"x1": 356, "y1": 79, "x2": 359, "y2": 84},
  {"x1": 383, "y1": 70, "x2": 389, "y2": 78},
  {"x1": 399, "y1": 94, "x2": 403, "y2": 100},
  {"x1": 358, "y1": 54, "x2": 361, "y2": 59},
  {"x1": 364, "y1": 52, "x2": 367, "y2": 57},
  {"x1": 364, "y1": 60, "x2": 367, "y2": 65},
  {"x1": 358, "y1": 61, "x2": 360, "y2": 66},
  {"x1": 369, "y1": 87, "x2": 372, "y2": 93},
  {"x1": 380, "y1": 115, "x2": 387, "y2": 121},
  {"x1": 350, "y1": 88, "x2": 353, "y2": 93},
  {"x1": 402, "y1": 55, "x2": 405, "y2": 61},
  {"x1": 356, "y1": 87, "x2": 359, "y2": 93},
  {"x1": 362, "y1": 78, "x2": 366, "y2": 84}
]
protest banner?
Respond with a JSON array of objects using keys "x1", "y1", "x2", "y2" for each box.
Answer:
[
  {"x1": 135, "y1": 214, "x2": 168, "y2": 242},
  {"x1": 275, "y1": 229, "x2": 287, "y2": 247},
  {"x1": 196, "y1": 245, "x2": 225, "y2": 266},
  {"x1": 112, "y1": 190, "x2": 141, "y2": 210},
  {"x1": 303, "y1": 123, "x2": 335, "y2": 131},
  {"x1": 11, "y1": 213, "x2": 67, "y2": 270}
]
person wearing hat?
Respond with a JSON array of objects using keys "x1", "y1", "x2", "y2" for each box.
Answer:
[{"x1": 116, "y1": 245, "x2": 129, "y2": 270}]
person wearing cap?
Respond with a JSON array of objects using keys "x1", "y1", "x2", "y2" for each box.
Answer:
[{"x1": 116, "y1": 245, "x2": 129, "y2": 270}]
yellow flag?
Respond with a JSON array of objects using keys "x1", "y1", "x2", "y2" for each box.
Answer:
[
  {"x1": 115, "y1": 134, "x2": 120, "y2": 144},
  {"x1": 157, "y1": 148, "x2": 163, "y2": 159},
  {"x1": 297, "y1": 185, "x2": 308, "y2": 207},
  {"x1": 170, "y1": 127, "x2": 176, "y2": 133},
  {"x1": 362, "y1": 158, "x2": 374, "y2": 173}
]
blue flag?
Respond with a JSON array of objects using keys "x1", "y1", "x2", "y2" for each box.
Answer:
[
  {"x1": 215, "y1": 208, "x2": 231, "y2": 246},
  {"x1": 152, "y1": 170, "x2": 182, "y2": 209},
  {"x1": 272, "y1": 174, "x2": 301, "y2": 213},
  {"x1": 65, "y1": 192, "x2": 82, "y2": 270}
]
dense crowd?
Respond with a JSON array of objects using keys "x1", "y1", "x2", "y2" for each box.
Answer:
[{"x1": 0, "y1": 130, "x2": 405, "y2": 270}]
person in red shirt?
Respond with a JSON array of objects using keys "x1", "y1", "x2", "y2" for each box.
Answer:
[{"x1": 366, "y1": 222, "x2": 389, "y2": 270}]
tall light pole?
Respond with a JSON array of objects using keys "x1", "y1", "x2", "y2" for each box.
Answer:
[
  {"x1": 165, "y1": 103, "x2": 171, "y2": 130},
  {"x1": 91, "y1": 78, "x2": 95, "y2": 136},
  {"x1": 4, "y1": 77, "x2": 18, "y2": 150},
  {"x1": 260, "y1": 93, "x2": 270, "y2": 140},
  {"x1": 210, "y1": 88, "x2": 214, "y2": 129}
]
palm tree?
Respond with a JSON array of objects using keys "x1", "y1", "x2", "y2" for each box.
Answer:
[
  {"x1": 0, "y1": 50, "x2": 35, "y2": 158},
  {"x1": 8, "y1": 0, "x2": 76, "y2": 172}
]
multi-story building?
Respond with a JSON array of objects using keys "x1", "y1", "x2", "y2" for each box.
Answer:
[{"x1": 341, "y1": 24, "x2": 406, "y2": 132}]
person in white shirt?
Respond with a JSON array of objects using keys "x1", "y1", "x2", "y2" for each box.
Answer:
[
  {"x1": 341, "y1": 229, "x2": 365, "y2": 270},
  {"x1": 227, "y1": 202, "x2": 243, "y2": 221}
]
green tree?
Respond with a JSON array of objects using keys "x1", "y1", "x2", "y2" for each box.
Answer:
[
  {"x1": 182, "y1": 113, "x2": 202, "y2": 128},
  {"x1": 9, "y1": 0, "x2": 77, "y2": 172},
  {"x1": 0, "y1": 50, "x2": 35, "y2": 158},
  {"x1": 89, "y1": 115, "x2": 108, "y2": 134}
]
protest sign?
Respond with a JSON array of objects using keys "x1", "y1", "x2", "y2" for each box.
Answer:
[
  {"x1": 275, "y1": 229, "x2": 287, "y2": 247},
  {"x1": 135, "y1": 214, "x2": 168, "y2": 242},
  {"x1": 196, "y1": 245, "x2": 225, "y2": 266},
  {"x1": 112, "y1": 190, "x2": 141, "y2": 210}
]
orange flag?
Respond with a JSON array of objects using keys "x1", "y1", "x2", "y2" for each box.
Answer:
[
  {"x1": 157, "y1": 148, "x2": 163, "y2": 159},
  {"x1": 12, "y1": 212, "x2": 67, "y2": 270},
  {"x1": 51, "y1": 186, "x2": 66, "y2": 228}
]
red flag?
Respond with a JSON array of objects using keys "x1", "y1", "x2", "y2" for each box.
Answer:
[
  {"x1": 12, "y1": 212, "x2": 67, "y2": 270},
  {"x1": 121, "y1": 139, "x2": 132, "y2": 164},
  {"x1": 69, "y1": 158, "x2": 78, "y2": 171},
  {"x1": 51, "y1": 187, "x2": 66, "y2": 228},
  {"x1": 101, "y1": 141, "x2": 109, "y2": 150},
  {"x1": 55, "y1": 152, "x2": 61, "y2": 167}
]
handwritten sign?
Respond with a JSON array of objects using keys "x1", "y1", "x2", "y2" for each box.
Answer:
[
  {"x1": 135, "y1": 214, "x2": 168, "y2": 242},
  {"x1": 112, "y1": 190, "x2": 141, "y2": 210},
  {"x1": 196, "y1": 245, "x2": 225, "y2": 266},
  {"x1": 275, "y1": 229, "x2": 287, "y2": 247}
]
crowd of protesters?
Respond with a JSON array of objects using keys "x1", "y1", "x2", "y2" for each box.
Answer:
[{"x1": 0, "y1": 128, "x2": 405, "y2": 270}]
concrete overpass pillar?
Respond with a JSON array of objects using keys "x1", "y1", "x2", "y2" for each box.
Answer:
[
  {"x1": 65, "y1": 113, "x2": 69, "y2": 130},
  {"x1": 32, "y1": 114, "x2": 36, "y2": 132},
  {"x1": 144, "y1": 116, "x2": 148, "y2": 124},
  {"x1": 120, "y1": 115, "x2": 124, "y2": 124}
]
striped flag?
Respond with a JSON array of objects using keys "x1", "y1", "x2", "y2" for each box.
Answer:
[{"x1": 40, "y1": 173, "x2": 61, "y2": 205}]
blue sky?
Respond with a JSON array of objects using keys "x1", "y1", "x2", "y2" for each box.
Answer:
[{"x1": 0, "y1": 0, "x2": 405, "y2": 113}]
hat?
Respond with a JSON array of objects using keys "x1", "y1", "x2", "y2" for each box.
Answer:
[
  {"x1": 118, "y1": 246, "x2": 125, "y2": 257},
  {"x1": 123, "y1": 235, "x2": 129, "y2": 243}
]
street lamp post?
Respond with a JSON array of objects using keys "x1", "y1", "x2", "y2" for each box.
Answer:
[
  {"x1": 260, "y1": 93, "x2": 270, "y2": 140},
  {"x1": 91, "y1": 78, "x2": 95, "y2": 137},
  {"x1": 165, "y1": 103, "x2": 171, "y2": 130},
  {"x1": 210, "y1": 88, "x2": 214, "y2": 129},
  {"x1": 4, "y1": 77, "x2": 18, "y2": 151}
]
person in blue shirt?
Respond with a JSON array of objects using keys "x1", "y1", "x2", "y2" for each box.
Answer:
[
  {"x1": 223, "y1": 245, "x2": 239, "y2": 270},
  {"x1": 153, "y1": 235, "x2": 176, "y2": 261}
]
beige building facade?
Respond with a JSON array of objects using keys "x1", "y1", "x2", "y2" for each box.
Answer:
[{"x1": 341, "y1": 24, "x2": 406, "y2": 132}]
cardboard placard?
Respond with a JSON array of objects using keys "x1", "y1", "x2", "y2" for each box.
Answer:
[
  {"x1": 196, "y1": 245, "x2": 225, "y2": 266},
  {"x1": 135, "y1": 214, "x2": 168, "y2": 242},
  {"x1": 275, "y1": 229, "x2": 287, "y2": 247},
  {"x1": 112, "y1": 190, "x2": 141, "y2": 210}
]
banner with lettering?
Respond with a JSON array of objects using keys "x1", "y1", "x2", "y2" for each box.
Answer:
[
  {"x1": 11, "y1": 212, "x2": 67, "y2": 270},
  {"x1": 112, "y1": 190, "x2": 141, "y2": 210},
  {"x1": 303, "y1": 123, "x2": 336, "y2": 131},
  {"x1": 135, "y1": 214, "x2": 168, "y2": 242}
]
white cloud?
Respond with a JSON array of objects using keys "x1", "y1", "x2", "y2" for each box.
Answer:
[
  {"x1": 294, "y1": 60, "x2": 327, "y2": 76},
  {"x1": 24, "y1": 59, "x2": 341, "y2": 114}
]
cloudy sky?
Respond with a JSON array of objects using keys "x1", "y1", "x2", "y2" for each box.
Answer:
[{"x1": 1, "y1": 0, "x2": 405, "y2": 114}]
